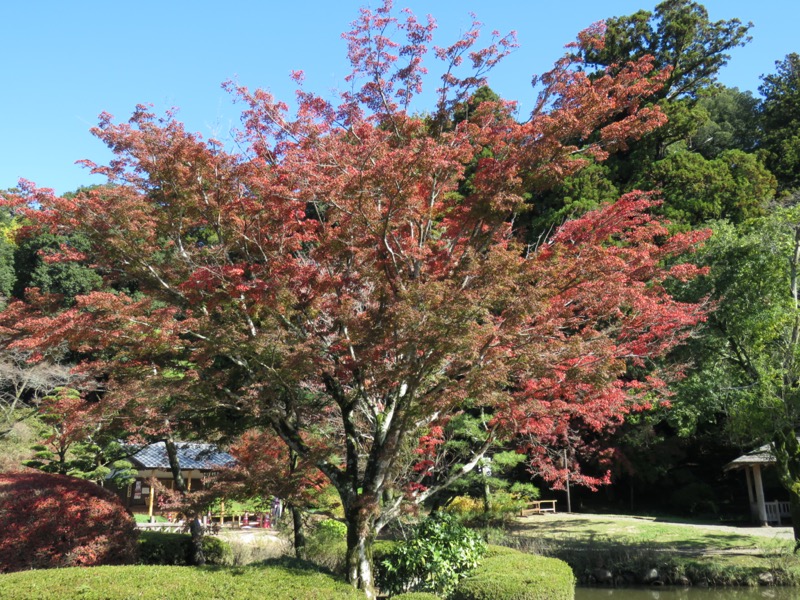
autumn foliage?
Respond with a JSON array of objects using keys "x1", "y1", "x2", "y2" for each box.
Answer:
[
  {"x1": 0, "y1": 2, "x2": 709, "y2": 594},
  {"x1": 216, "y1": 430, "x2": 329, "y2": 509},
  {"x1": 0, "y1": 472, "x2": 138, "y2": 572}
]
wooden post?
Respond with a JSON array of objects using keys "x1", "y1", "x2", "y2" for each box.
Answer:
[
  {"x1": 220, "y1": 501, "x2": 225, "y2": 526},
  {"x1": 744, "y1": 467, "x2": 757, "y2": 521},
  {"x1": 148, "y1": 477, "x2": 156, "y2": 523},
  {"x1": 744, "y1": 467, "x2": 755, "y2": 504},
  {"x1": 752, "y1": 464, "x2": 769, "y2": 525},
  {"x1": 187, "y1": 477, "x2": 192, "y2": 491}
]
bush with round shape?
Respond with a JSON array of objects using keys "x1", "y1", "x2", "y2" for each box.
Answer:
[
  {"x1": 377, "y1": 512, "x2": 486, "y2": 597},
  {"x1": 138, "y1": 531, "x2": 232, "y2": 566},
  {"x1": 201, "y1": 535, "x2": 233, "y2": 565},
  {"x1": 451, "y1": 545, "x2": 575, "y2": 600},
  {"x1": 0, "y1": 564, "x2": 364, "y2": 599},
  {"x1": 0, "y1": 471, "x2": 139, "y2": 572}
]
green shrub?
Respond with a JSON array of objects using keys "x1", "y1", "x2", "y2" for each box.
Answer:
[
  {"x1": 372, "y1": 539, "x2": 398, "y2": 564},
  {"x1": 138, "y1": 531, "x2": 188, "y2": 565},
  {"x1": 482, "y1": 545, "x2": 518, "y2": 558},
  {"x1": 306, "y1": 518, "x2": 348, "y2": 573},
  {"x1": 202, "y1": 535, "x2": 233, "y2": 565},
  {"x1": 482, "y1": 490, "x2": 526, "y2": 522},
  {"x1": 508, "y1": 482, "x2": 540, "y2": 502},
  {"x1": 138, "y1": 531, "x2": 232, "y2": 566},
  {"x1": 316, "y1": 517, "x2": 348, "y2": 539},
  {"x1": 0, "y1": 564, "x2": 362, "y2": 599},
  {"x1": 392, "y1": 593, "x2": 442, "y2": 600},
  {"x1": 377, "y1": 512, "x2": 486, "y2": 598},
  {"x1": 451, "y1": 545, "x2": 574, "y2": 600}
]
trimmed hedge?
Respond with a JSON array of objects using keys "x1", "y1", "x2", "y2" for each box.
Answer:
[
  {"x1": 0, "y1": 471, "x2": 138, "y2": 573},
  {"x1": 392, "y1": 593, "x2": 442, "y2": 600},
  {"x1": 451, "y1": 545, "x2": 574, "y2": 600},
  {"x1": 0, "y1": 564, "x2": 363, "y2": 599},
  {"x1": 138, "y1": 531, "x2": 232, "y2": 565}
]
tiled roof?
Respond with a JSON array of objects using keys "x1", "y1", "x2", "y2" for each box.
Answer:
[
  {"x1": 129, "y1": 441, "x2": 236, "y2": 470},
  {"x1": 724, "y1": 443, "x2": 775, "y2": 471}
]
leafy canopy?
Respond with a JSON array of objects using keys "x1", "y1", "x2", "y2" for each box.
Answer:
[
  {"x1": 0, "y1": 2, "x2": 710, "y2": 593},
  {"x1": 580, "y1": 0, "x2": 752, "y2": 101}
]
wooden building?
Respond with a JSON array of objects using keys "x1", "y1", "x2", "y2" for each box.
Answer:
[
  {"x1": 122, "y1": 441, "x2": 236, "y2": 520},
  {"x1": 724, "y1": 444, "x2": 791, "y2": 526}
]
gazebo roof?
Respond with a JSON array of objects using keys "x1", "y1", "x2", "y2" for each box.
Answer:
[
  {"x1": 129, "y1": 441, "x2": 236, "y2": 471},
  {"x1": 724, "y1": 443, "x2": 775, "y2": 471}
]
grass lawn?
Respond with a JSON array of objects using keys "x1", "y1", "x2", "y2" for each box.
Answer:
[
  {"x1": 133, "y1": 513, "x2": 169, "y2": 523},
  {"x1": 507, "y1": 512, "x2": 800, "y2": 585},
  {"x1": 511, "y1": 512, "x2": 794, "y2": 553}
]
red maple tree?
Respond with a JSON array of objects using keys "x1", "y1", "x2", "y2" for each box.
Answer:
[{"x1": 1, "y1": 3, "x2": 708, "y2": 595}]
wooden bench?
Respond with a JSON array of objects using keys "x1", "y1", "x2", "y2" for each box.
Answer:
[{"x1": 519, "y1": 499, "x2": 557, "y2": 516}]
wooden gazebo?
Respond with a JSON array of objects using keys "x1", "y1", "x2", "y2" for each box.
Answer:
[
  {"x1": 123, "y1": 441, "x2": 236, "y2": 520},
  {"x1": 724, "y1": 444, "x2": 791, "y2": 526}
]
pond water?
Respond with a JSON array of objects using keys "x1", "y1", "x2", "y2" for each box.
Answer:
[{"x1": 576, "y1": 587, "x2": 798, "y2": 599}]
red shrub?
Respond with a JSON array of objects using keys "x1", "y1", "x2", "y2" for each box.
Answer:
[{"x1": 0, "y1": 471, "x2": 138, "y2": 572}]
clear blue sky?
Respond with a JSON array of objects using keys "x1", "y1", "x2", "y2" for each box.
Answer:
[{"x1": 1, "y1": 1, "x2": 796, "y2": 195}]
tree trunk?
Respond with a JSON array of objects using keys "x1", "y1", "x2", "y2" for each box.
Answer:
[
  {"x1": 345, "y1": 505, "x2": 377, "y2": 600},
  {"x1": 291, "y1": 504, "x2": 307, "y2": 560},
  {"x1": 772, "y1": 434, "x2": 800, "y2": 546},
  {"x1": 163, "y1": 438, "x2": 204, "y2": 564},
  {"x1": 789, "y1": 489, "x2": 800, "y2": 551},
  {"x1": 778, "y1": 445, "x2": 800, "y2": 546},
  {"x1": 285, "y1": 449, "x2": 307, "y2": 559},
  {"x1": 482, "y1": 478, "x2": 492, "y2": 524},
  {"x1": 189, "y1": 515, "x2": 206, "y2": 566},
  {"x1": 164, "y1": 438, "x2": 187, "y2": 492}
]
